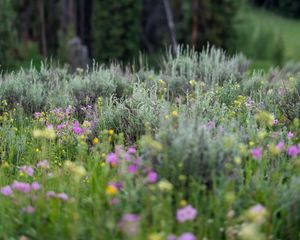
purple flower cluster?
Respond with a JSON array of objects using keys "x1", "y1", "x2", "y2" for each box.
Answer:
[
  {"x1": 106, "y1": 146, "x2": 158, "y2": 184},
  {"x1": 46, "y1": 191, "x2": 69, "y2": 201},
  {"x1": 1, "y1": 181, "x2": 41, "y2": 196},
  {"x1": 35, "y1": 105, "x2": 97, "y2": 138},
  {"x1": 19, "y1": 165, "x2": 34, "y2": 177},
  {"x1": 251, "y1": 147, "x2": 262, "y2": 160},
  {"x1": 287, "y1": 145, "x2": 299, "y2": 157},
  {"x1": 176, "y1": 205, "x2": 198, "y2": 223},
  {"x1": 118, "y1": 213, "x2": 140, "y2": 236},
  {"x1": 167, "y1": 233, "x2": 197, "y2": 240}
]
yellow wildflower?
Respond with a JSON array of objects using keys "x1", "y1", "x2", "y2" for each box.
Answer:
[
  {"x1": 171, "y1": 111, "x2": 178, "y2": 117},
  {"x1": 93, "y1": 137, "x2": 99, "y2": 145},
  {"x1": 106, "y1": 184, "x2": 118, "y2": 196}
]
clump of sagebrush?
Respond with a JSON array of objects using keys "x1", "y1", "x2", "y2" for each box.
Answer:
[
  {"x1": 162, "y1": 45, "x2": 249, "y2": 90},
  {"x1": 279, "y1": 76, "x2": 300, "y2": 121},
  {"x1": 97, "y1": 83, "x2": 161, "y2": 143},
  {"x1": 143, "y1": 110, "x2": 244, "y2": 187}
]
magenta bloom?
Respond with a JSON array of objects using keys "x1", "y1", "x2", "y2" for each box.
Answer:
[
  {"x1": 178, "y1": 232, "x2": 197, "y2": 240},
  {"x1": 23, "y1": 205, "x2": 35, "y2": 214},
  {"x1": 19, "y1": 165, "x2": 34, "y2": 177},
  {"x1": 176, "y1": 205, "x2": 198, "y2": 223},
  {"x1": 207, "y1": 120, "x2": 215, "y2": 130},
  {"x1": 124, "y1": 153, "x2": 131, "y2": 161},
  {"x1": 251, "y1": 147, "x2": 262, "y2": 160},
  {"x1": 11, "y1": 181, "x2": 31, "y2": 193},
  {"x1": 276, "y1": 141, "x2": 285, "y2": 151},
  {"x1": 147, "y1": 171, "x2": 158, "y2": 183},
  {"x1": 287, "y1": 146, "x2": 299, "y2": 157},
  {"x1": 128, "y1": 164, "x2": 138, "y2": 174},
  {"x1": 37, "y1": 160, "x2": 49, "y2": 169},
  {"x1": 287, "y1": 131, "x2": 294, "y2": 139},
  {"x1": 107, "y1": 153, "x2": 119, "y2": 166},
  {"x1": 273, "y1": 119, "x2": 279, "y2": 125},
  {"x1": 127, "y1": 147, "x2": 137, "y2": 155},
  {"x1": 57, "y1": 192, "x2": 69, "y2": 201},
  {"x1": 1, "y1": 185, "x2": 13, "y2": 196},
  {"x1": 119, "y1": 213, "x2": 140, "y2": 236},
  {"x1": 46, "y1": 191, "x2": 56, "y2": 198},
  {"x1": 134, "y1": 157, "x2": 141, "y2": 166},
  {"x1": 31, "y1": 182, "x2": 41, "y2": 191},
  {"x1": 167, "y1": 235, "x2": 177, "y2": 240},
  {"x1": 72, "y1": 121, "x2": 82, "y2": 135}
]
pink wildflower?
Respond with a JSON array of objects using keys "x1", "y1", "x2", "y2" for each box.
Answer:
[
  {"x1": 128, "y1": 164, "x2": 138, "y2": 174},
  {"x1": 46, "y1": 191, "x2": 56, "y2": 198},
  {"x1": 107, "y1": 153, "x2": 119, "y2": 167},
  {"x1": 167, "y1": 235, "x2": 177, "y2": 240},
  {"x1": 134, "y1": 157, "x2": 141, "y2": 166},
  {"x1": 251, "y1": 147, "x2": 262, "y2": 160},
  {"x1": 176, "y1": 205, "x2": 198, "y2": 223},
  {"x1": 36, "y1": 160, "x2": 49, "y2": 169},
  {"x1": 1, "y1": 185, "x2": 13, "y2": 196},
  {"x1": 119, "y1": 213, "x2": 140, "y2": 236},
  {"x1": 178, "y1": 232, "x2": 197, "y2": 240},
  {"x1": 57, "y1": 192, "x2": 69, "y2": 201},
  {"x1": 287, "y1": 146, "x2": 299, "y2": 157},
  {"x1": 11, "y1": 181, "x2": 31, "y2": 193},
  {"x1": 287, "y1": 131, "x2": 294, "y2": 139},
  {"x1": 124, "y1": 153, "x2": 131, "y2": 161},
  {"x1": 276, "y1": 141, "x2": 285, "y2": 151},
  {"x1": 31, "y1": 182, "x2": 41, "y2": 191},
  {"x1": 127, "y1": 147, "x2": 136, "y2": 155},
  {"x1": 23, "y1": 205, "x2": 35, "y2": 214},
  {"x1": 19, "y1": 165, "x2": 34, "y2": 177},
  {"x1": 147, "y1": 171, "x2": 158, "y2": 183},
  {"x1": 72, "y1": 121, "x2": 82, "y2": 135}
]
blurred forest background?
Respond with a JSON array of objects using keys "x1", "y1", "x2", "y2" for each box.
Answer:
[{"x1": 1, "y1": 0, "x2": 300, "y2": 71}]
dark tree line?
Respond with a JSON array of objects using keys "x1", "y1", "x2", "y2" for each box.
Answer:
[
  {"x1": 251, "y1": 0, "x2": 300, "y2": 18},
  {"x1": 1, "y1": 0, "x2": 240, "y2": 67}
]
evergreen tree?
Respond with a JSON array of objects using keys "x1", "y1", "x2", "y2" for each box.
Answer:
[
  {"x1": 0, "y1": 0, "x2": 16, "y2": 68},
  {"x1": 92, "y1": 0, "x2": 142, "y2": 63},
  {"x1": 175, "y1": 0, "x2": 240, "y2": 51}
]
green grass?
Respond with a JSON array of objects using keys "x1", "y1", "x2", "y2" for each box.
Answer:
[
  {"x1": 1, "y1": 48, "x2": 300, "y2": 239},
  {"x1": 236, "y1": 4, "x2": 300, "y2": 69}
]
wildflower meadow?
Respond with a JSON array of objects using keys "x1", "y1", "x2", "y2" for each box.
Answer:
[{"x1": 0, "y1": 47, "x2": 300, "y2": 239}]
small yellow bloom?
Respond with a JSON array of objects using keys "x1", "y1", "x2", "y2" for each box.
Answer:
[
  {"x1": 257, "y1": 130, "x2": 267, "y2": 140},
  {"x1": 164, "y1": 115, "x2": 169, "y2": 120},
  {"x1": 180, "y1": 199, "x2": 187, "y2": 206},
  {"x1": 157, "y1": 180, "x2": 173, "y2": 192},
  {"x1": 2, "y1": 161, "x2": 9, "y2": 168},
  {"x1": 249, "y1": 141, "x2": 254, "y2": 147},
  {"x1": 234, "y1": 156, "x2": 242, "y2": 165},
  {"x1": 100, "y1": 162, "x2": 106, "y2": 167},
  {"x1": 19, "y1": 172, "x2": 24, "y2": 177},
  {"x1": 189, "y1": 79, "x2": 196, "y2": 87},
  {"x1": 171, "y1": 111, "x2": 178, "y2": 117},
  {"x1": 93, "y1": 137, "x2": 99, "y2": 145},
  {"x1": 35, "y1": 148, "x2": 40, "y2": 153},
  {"x1": 106, "y1": 184, "x2": 118, "y2": 196},
  {"x1": 108, "y1": 129, "x2": 114, "y2": 136},
  {"x1": 148, "y1": 233, "x2": 163, "y2": 240}
]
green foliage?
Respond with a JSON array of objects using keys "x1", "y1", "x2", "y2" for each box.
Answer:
[
  {"x1": 1, "y1": 47, "x2": 300, "y2": 239},
  {"x1": 92, "y1": 0, "x2": 142, "y2": 63},
  {"x1": 0, "y1": 0, "x2": 16, "y2": 69},
  {"x1": 251, "y1": 0, "x2": 300, "y2": 18},
  {"x1": 176, "y1": 0, "x2": 241, "y2": 50},
  {"x1": 279, "y1": 76, "x2": 300, "y2": 121}
]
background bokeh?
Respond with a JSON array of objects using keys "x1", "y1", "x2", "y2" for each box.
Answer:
[{"x1": 0, "y1": 0, "x2": 300, "y2": 70}]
